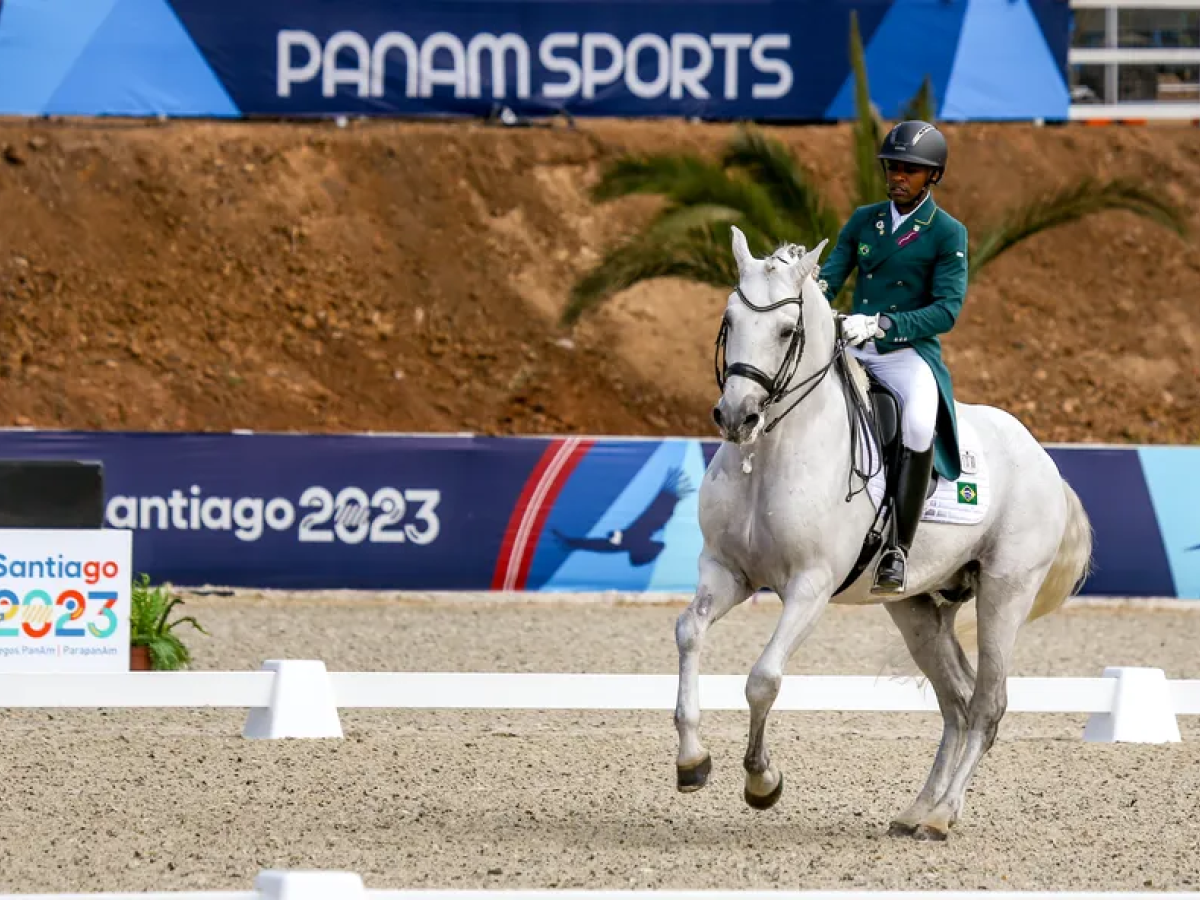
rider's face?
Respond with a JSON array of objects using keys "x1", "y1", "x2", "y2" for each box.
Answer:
[{"x1": 884, "y1": 160, "x2": 934, "y2": 208}]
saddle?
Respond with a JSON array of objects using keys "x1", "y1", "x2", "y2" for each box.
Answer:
[
  {"x1": 866, "y1": 374, "x2": 938, "y2": 501},
  {"x1": 830, "y1": 372, "x2": 939, "y2": 597}
]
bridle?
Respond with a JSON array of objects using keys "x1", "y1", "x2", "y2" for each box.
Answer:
[
  {"x1": 713, "y1": 279, "x2": 884, "y2": 504},
  {"x1": 714, "y1": 284, "x2": 841, "y2": 435}
]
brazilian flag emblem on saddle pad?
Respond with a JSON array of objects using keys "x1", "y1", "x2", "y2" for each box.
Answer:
[{"x1": 956, "y1": 482, "x2": 979, "y2": 505}]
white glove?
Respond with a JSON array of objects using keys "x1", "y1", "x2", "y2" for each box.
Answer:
[{"x1": 839, "y1": 313, "x2": 884, "y2": 346}]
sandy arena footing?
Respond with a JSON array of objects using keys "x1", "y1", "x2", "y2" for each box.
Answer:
[{"x1": 3, "y1": 594, "x2": 1199, "y2": 893}]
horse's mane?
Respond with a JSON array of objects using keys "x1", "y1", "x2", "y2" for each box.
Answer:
[{"x1": 764, "y1": 242, "x2": 871, "y2": 401}]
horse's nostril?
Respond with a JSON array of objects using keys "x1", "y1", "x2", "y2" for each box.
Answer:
[{"x1": 712, "y1": 406, "x2": 724, "y2": 428}]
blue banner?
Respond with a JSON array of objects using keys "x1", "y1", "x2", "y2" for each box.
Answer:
[
  {"x1": 0, "y1": 430, "x2": 1188, "y2": 599},
  {"x1": 1045, "y1": 447, "x2": 1176, "y2": 599},
  {"x1": 0, "y1": 431, "x2": 551, "y2": 590},
  {"x1": 1137, "y1": 447, "x2": 1200, "y2": 601},
  {"x1": 0, "y1": 0, "x2": 1070, "y2": 120}
]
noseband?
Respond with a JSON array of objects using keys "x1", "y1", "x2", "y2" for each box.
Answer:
[{"x1": 714, "y1": 284, "x2": 841, "y2": 434}]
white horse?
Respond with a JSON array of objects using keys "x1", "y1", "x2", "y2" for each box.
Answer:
[{"x1": 673, "y1": 227, "x2": 1093, "y2": 841}]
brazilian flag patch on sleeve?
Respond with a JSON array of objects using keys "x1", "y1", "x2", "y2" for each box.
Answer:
[{"x1": 956, "y1": 482, "x2": 978, "y2": 505}]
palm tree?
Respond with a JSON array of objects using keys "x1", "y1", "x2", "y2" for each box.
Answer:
[{"x1": 562, "y1": 12, "x2": 1188, "y2": 326}]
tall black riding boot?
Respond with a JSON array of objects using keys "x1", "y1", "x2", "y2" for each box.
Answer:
[{"x1": 872, "y1": 445, "x2": 936, "y2": 594}]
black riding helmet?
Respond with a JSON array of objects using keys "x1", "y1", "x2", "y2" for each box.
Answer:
[{"x1": 877, "y1": 120, "x2": 948, "y2": 184}]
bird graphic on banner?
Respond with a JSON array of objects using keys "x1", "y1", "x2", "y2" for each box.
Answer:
[{"x1": 552, "y1": 467, "x2": 695, "y2": 567}]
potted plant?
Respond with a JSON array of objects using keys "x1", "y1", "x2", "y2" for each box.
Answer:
[{"x1": 129, "y1": 573, "x2": 208, "y2": 671}]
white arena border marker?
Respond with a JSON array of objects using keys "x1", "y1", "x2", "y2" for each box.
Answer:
[
  {"x1": 1083, "y1": 666, "x2": 1181, "y2": 743},
  {"x1": 243, "y1": 660, "x2": 343, "y2": 740},
  {"x1": 255, "y1": 869, "x2": 366, "y2": 900}
]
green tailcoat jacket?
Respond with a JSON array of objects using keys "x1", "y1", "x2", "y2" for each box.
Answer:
[{"x1": 819, "y1": 195, "x2": 968, "y2": 482}]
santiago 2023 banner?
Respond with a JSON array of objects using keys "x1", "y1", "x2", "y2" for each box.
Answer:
[{"x1": 0, "y1": 429, "x2": 1193, "y2": 599}]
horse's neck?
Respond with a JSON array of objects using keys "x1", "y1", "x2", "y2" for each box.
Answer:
[
  {"x1": 771, "y1": 279, "x2": 847, "y2": 444},
  {"x1": 759, "y1": 341, "x2": 853, "y2": 465}
]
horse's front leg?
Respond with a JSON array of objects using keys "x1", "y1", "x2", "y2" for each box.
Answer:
[
  {"x1": 675, "y1": 553, "x2": 751, "y2": 792},
  {"x1": 743, "y1": 571, "x2": 831, "y2": 809}
]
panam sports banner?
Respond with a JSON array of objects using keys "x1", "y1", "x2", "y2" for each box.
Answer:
[
  {"x1": 0, "y1": 430, "x2": 1192, "y2": 600},
  {"x1": 0, "y1": 0, "x2": 1070, "y2": 121}
]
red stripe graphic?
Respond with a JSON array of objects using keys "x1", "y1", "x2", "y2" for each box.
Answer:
[
  {"x1": 512, "y1": 439, "x2": 592, "y2": 590},
  {"x1": 492, "y1": 438, "x2": 592, "y2": 590},
  {"x1": 492, "y1": 440, "x2": 568, "y2": 590}
]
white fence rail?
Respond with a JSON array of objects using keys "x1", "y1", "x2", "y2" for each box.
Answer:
[
  {"x1": 1, "y1": 661, "x2": 1195, "y2": 743},
  {"x1": 6, "y1": 870, "x2": 1200, "y2": 900}
]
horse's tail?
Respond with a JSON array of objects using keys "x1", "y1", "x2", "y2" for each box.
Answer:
[{"x1": 1026, "y1": 478, "x2": 1094, "y2": 624}]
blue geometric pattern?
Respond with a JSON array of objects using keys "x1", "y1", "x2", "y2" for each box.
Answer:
[
  {"x1": 825, "y1": 0, "x2": 967, "y2": 120},
  {"x1": 826, "y1": 0, "x2": 1068, "y2": 121},
  {"x1": 0, "y1": 0, "x2": 121, "y2": 115},
  {"x1": 942, "y1": 0, "x2": 1069, "y2": 120},
  {"x1": 0, "y1": 0, "x2": 236, "y2": 116},
  {"x1": 1137, "y1": 447, "x2": 1200, "y2": 601}
]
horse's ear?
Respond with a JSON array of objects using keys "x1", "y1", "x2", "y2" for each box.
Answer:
[
  {"x1": 799, "y1": 238, "x2": 828, "y2": 279},
  {"x1": 730, "y1": 226, "x2": 754, "y2": 276}
]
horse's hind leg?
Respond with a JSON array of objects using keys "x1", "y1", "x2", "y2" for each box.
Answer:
[
  {"x1": 675, "y1": 554, "x2": 751, "y2": 792},
  {"x1": 910, "y1": 571, "x2": 1043, "y2": 840},
  {"x1": 883, "y1": 595, "x2": 975, "y2": 836}
]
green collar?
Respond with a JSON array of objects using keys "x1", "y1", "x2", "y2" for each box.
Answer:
[
  {"x1": 913, "y1": 194, "x2": 938, "y2": 227},
  {"x1": 872, "y1": 194, "x2": 938, "y2": 229}
]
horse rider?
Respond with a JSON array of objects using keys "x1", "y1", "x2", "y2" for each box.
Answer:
[{"x1": 817, "y1": 120, "x2": 969, "y2": 594}]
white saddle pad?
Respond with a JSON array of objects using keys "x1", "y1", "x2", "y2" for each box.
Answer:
[{"x1": 864, "y1": 413, "x2": 989, "y2": 527}]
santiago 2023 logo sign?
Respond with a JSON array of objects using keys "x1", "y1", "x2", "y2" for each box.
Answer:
[{"x1": 0, "y1": 529, "x2": 133, "y2": 672}]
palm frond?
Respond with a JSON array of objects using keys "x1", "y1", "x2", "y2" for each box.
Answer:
[
  {"x1": 850, "y1": 10, "x2": 886, "y2": 209},
  {"x1": 646, "y1": 204, "x2": 744, "y2": 241},
  {"x1": 563, "y1": 227, "x2": 738, "y2": 325},
  {"x1": 590, "y1": 153, "x2": 717, "y2": 203},
  {"x1": 720, "y1": 125, "x2": 841, "y2": 247},
  {"x1": 591, "y1": 152, "x2": 794, "y2": 245},
  {"x1": 970, "y1": 177, "x2": 1189, "y2": 278},
  {"x1": 902, "y1": 75, "x2": 937, "y2": 123},
  {"x1": 166, "y1": 615, "x2": 209, "y2": 636}
]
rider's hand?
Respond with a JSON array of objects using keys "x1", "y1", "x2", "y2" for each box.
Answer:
[{"x1": 840, "y1": 313, "x2": 883, "y2": 346}]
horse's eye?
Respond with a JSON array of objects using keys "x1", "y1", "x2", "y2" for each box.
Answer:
[{"x1": 780, "y1": 326, "x2": 796, "y2": 341}]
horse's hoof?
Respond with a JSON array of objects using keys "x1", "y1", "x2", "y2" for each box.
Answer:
[
  {"x1": 676, "y1": 754, "x2": 712, "y2": 793},
  {"x1": 912, "y1": 824, "x2": 949, "y2": 842},
  {"x1": 743, "y1": 772, "x2": 784, "y2": 810},
  {"x1": 888, "y1": 820, "x2": 919, "y2": 837}
]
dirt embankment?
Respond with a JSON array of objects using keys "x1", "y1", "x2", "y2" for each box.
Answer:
[{"x1": 1, "y1": 118, "x2": 1198, "y2": 443}]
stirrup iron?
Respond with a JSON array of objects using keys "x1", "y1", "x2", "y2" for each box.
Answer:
[{"x1": 872, "y1": 546, "x2": 908, "y2": 594}]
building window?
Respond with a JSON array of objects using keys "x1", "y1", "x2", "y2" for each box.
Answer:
[
  {"x1": 1070, "y1": 3, "x2": 1200, "y2": 113},
  {"x1": 1070, "y1": 63, "x2": 1106, "y2": 103},
  {"x1": 1119, "y1": 63, "x2": 1200, "y2": 102},
  {"x1": 1116, "y1": 9, "x2": 1199, "y2": 48}
]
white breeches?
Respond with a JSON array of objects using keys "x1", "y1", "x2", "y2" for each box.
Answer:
[{"x1": 849, "y1": 343, "x2": 939, "y2": 452}]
